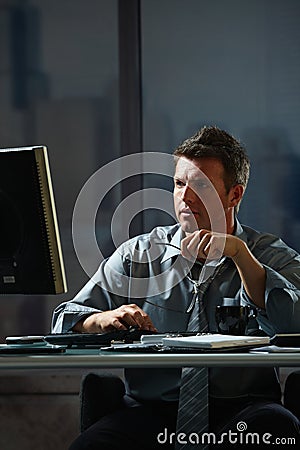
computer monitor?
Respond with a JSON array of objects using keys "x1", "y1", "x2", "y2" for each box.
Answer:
[{"x1": 0, "y1": 145, "x2": 67, "y2": 294}]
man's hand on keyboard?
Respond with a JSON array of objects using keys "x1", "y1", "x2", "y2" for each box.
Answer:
[{"x1": 73, "y1": 304, "x2": 158, "y2": 334}]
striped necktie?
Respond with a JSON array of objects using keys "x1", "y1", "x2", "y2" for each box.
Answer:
[
  {"x1": 175, "y1": 279, "x2": 210, "y2": 450},
  {"x1": 175, "y1": 259, "x2": 229, "y2": 450}
]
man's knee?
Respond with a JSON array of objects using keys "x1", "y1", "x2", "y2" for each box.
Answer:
[{"x1": 239, "y1": 402, "x2": 300, "y2": 437}]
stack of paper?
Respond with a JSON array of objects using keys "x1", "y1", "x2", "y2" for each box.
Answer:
[{"x1": 162, "y1": 333, "x2": 270, "y2": 349}]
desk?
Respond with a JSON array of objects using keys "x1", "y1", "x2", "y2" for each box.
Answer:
[
  {"x1": 0, "y1": 349, "x2": 299, "y2": 450},
  {"x1": 0, "y1": 348, "x2": 300, "y2": 371}
]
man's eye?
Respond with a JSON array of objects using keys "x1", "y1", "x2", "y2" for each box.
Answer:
[
  {"x1": 175, "y1": 180, "x2": 184, "y2": 187},
  {"x1": 195, "y1": 182, "x2": 211, "y2": 190}
]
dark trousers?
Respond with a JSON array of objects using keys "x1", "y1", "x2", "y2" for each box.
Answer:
[{"x1": 69, "y1": 396, "x2": 300, "y2": 450}]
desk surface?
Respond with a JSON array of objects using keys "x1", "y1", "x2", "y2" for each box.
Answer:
[{"x1": 0, "y1": 348, "x2": 300, "y2": 371}]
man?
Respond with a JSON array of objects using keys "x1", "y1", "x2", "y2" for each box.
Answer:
[{"x1": 53, "y1": 126, "x2": 300, "y2": 449}]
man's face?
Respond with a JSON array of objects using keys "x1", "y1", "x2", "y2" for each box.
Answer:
[{"x1": 173, "y1": 156, "x2": 233, "y2": 234}]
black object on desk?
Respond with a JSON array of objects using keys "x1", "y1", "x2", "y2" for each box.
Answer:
[
  {"x1": 0, "y1": 344, "x2": 66, "y2": 354},
  {"x1": 3, "y1": 335, "x2": 66, "y2": 354},
  {"x1": 44, "y1": 327, "x2": 156, "y2": 348},
  {"x1": 270, "y1": 334, "x2": 300, "y2": 347}
]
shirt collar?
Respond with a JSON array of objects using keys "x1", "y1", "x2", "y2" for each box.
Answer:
[
  {"x1": 161, "y1": 226, "x2": 182, "y2": 263},
  {"x1": 234, "y1": 217, "x2": 247, "y2": 242}
]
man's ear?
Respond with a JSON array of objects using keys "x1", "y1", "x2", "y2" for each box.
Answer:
[{"x1": 229, "y1": 184, "x2": 244, "y2": 207}]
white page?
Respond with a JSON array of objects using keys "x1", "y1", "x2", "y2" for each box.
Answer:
[{"x1": 162, "y1": 334, "x2": 270, "y2": 348}]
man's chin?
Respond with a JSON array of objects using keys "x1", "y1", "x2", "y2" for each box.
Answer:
[
  {"x1": 179, "y1": 221, "x2": 199, "y2": 234},
  {"x1": 179, "y1": 219, "x2": 211, "y2": 234}
]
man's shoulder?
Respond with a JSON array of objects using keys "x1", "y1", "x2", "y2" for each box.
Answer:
[
  {"x1": 241, "y1": 223, "x2": 277, "y2": 240},
  {"x1": 241, "y1": 223, "x2": 298, "y2": 254}
]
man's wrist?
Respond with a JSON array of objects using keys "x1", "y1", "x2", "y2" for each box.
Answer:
[
  {"x1": 72, "y1": 318, "x2": 85, "y2": 333},
  {"x1": 72, "y1": 313, "x2": 98, "y2": 333},
  {"x1": 230, "y1": 239, "x2": 248, "y2": 266}
]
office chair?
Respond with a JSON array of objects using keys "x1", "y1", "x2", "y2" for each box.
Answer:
[
  {"x1": 80, "y1": 372, "x2": 126, "y2": 432},
  {"x1": 80, "y1": 370, "x2": 300, "y2": 433},
  {"x1": 283, "y1": 370, "x2": 300, "y2": 420}
]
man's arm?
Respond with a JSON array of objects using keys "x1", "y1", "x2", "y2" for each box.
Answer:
[
  {"x1": 52, "y1": 238, "x2": 158, "y2": 334},
  {"x1": 230, "y1": 239, "x2": 266, "y2": 309}
]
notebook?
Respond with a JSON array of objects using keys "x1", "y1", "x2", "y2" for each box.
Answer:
[{"x1": 162, "y1": 333, "x2": 270, "y2": 349}]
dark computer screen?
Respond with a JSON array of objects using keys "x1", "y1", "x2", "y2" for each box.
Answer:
[{"x1": 0, "y1": 145, "x2": 67, "y2": 294}]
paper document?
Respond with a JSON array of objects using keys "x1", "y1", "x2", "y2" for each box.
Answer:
[{"x1": 162, "y1": 333, "x2": 270, "y2": 349}]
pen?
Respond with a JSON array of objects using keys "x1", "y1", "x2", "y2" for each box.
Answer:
[{"x1": 155, "y1": 242, "x2": 181, "y2": 251}]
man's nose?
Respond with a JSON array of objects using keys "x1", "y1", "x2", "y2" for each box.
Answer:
[{"x1": 181, "y1": 185, "x2": 196, "y2": 204}]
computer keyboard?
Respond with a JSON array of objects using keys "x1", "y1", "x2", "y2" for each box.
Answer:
[{"x1": 44, "y1": 327, "x2": 157, "y2": 347}]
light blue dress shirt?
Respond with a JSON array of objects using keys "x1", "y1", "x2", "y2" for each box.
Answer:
[{"x1": 52, "y1": 220, "x2": 300, "y2": 402}]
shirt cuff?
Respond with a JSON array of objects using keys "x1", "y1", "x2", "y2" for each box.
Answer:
[
  {"x1": 241, "y1": 264, "x2": 299, "y2": 306},
  {"x1": 57, "y1": 304, "x2": 102, "y2": 333},
  {"x1": 240, "y1": 265, "x2": 300, "y2": 334}
]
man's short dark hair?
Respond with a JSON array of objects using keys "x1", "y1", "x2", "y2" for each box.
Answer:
[{"x1": 173, "y1": 125, "x2": 250, "y2": 192}]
